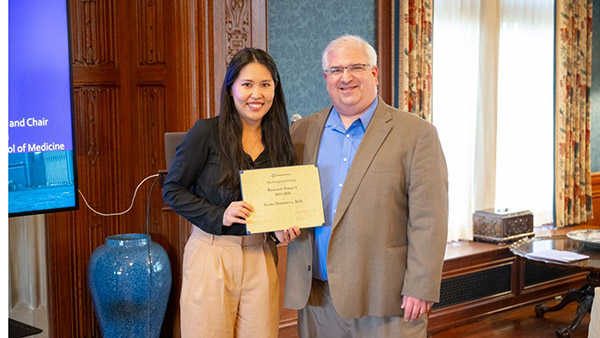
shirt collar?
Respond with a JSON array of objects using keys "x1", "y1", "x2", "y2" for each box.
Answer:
[{"x1": 325, "y1": 97, "x2": 379, "y2": 132}]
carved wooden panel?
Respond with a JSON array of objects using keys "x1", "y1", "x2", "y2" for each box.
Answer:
[
  {"x1": 134, "y1": 85, "x2": 167, "y2": 239},
  {"x1": 137, "y1": 86, "x2": 166, "y2": 171},
  {"x1": 137, "y1": 0, "x2": 166, "y2": 65},
  {"x1": 210, "y1": 0, "x2": 266, "y2": 117},
  {"x1": 225, "y1": 0, "x2": 250, "y2": 64},
  {"x1": 47, "y1": 86, "x2": 123, "y2": 337},
  {"x1": 71, "y1": 0, "x2": 118, "y2": 66},
  {"x1": 74, "y1": 87, "x2": 122, "y2": 234},
  {"x1": 75, "y1": 86, "x2": 122, "y2": 336}
]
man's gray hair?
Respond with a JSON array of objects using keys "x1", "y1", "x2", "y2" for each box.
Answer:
[{"x1": 322, "y1": 35, "x2": 378, "y2": 71}]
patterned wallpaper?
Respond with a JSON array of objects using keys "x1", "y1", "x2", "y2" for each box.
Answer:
[
  {"x1": 591, "y1": 0, "x2": 600, "y2": 172},
  {"x1": 268, "y1": 0, "x2": 375, "y2": 120}
]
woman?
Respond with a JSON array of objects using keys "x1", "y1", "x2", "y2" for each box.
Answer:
[{"x1": 162, "y1": 48, "x2": 301, "y2": 338}]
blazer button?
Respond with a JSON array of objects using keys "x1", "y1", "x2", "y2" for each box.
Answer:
[{"x1": 307, "y1": 265, "x2": 311, "y2": 271}]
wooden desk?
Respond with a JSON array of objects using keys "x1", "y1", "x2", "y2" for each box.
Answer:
[{"x1": 510, "y1": 236, "x2": 600, "y2": 337}]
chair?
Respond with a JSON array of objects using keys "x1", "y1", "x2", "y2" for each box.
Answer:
[
  {"x1": 164, "y1": 132, "x2": 186, "y2": 169},
  {"x1": 160, "y1": 132, "x2": 186, "y2": 187}
]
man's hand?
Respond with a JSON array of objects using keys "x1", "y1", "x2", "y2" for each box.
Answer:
[
  {"x1": 274, "y1": 226, "x2": 301, "y2": 244},
  {"x1": 401, "y1": 295, "x2": 432, "y2": 321}
]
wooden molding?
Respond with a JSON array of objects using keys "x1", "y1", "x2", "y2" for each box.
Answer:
[
  {"x1": 376, "y1": 0, "x2": 393, "y2": 104},
  {"x1": 587, "y1": 172, "x2": 600, "y2": 226},
  {"x1": 197, "y1": 0, "x2": 216, "y2": 120},
  {"x1": 442, "y1": 257, "x2": 515, "y2": 279},
  {"x1": 592, "y1": 172, "x2": 600, "y2": 197},
  {"x1": 251, "y1": 0, "x2": 267, "y2": 50},
  {"x1": 173, "y1": 0, "x2": 203, "y2": 123}
]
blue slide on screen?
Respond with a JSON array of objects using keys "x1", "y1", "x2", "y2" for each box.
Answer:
[{"x1": 9, "y1": 0, "x2": 79, "y2": 216}]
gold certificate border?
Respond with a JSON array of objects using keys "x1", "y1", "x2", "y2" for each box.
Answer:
[{"x1": 239, "y1": 164, "x2": 325, "y2": 233}]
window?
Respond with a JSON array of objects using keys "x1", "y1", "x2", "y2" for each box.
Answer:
[{"x1": 433, "y1": 0, "x2": 554, "y2": 241}]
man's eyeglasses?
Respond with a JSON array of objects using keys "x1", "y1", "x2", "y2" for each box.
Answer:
[{"x1": 324, "y1": 64, "x2": 371, "y2": 76}]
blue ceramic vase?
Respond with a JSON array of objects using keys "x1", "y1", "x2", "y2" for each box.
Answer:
[{"x1": 88, "y1": 234, "x2": 172, "y2": 338}]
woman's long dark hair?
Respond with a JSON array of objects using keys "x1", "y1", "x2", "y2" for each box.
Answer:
[{"x1": 217, "y1": 48, "x2": 295, "y2": 190}]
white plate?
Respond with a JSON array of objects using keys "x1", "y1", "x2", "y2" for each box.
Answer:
[{"x1": 567, "y1": 229, "x2": 600, "y2": 249}]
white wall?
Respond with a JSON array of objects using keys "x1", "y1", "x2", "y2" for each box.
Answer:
[{"x1": 9, "y1": 215, "x2": 49, "y2": 338}]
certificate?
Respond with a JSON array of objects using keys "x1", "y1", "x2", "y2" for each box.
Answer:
[{"x1": 239, "y1": 165, "x2": 325, "y2": 233}]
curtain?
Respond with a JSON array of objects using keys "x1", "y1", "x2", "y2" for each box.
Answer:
[
  {"x1": 398, "y1": 0, "x2": 433, "y2": 121},
  {"x1": 494, "y1": 0, "x2": 554, "y2": 227},
  {"x1": 433, "y1": 0, "x2": 555, "y2": 241},
  {"x1": 554, "y1": 0, "x2": 594, "y2": 227},
  {"x1": 432, "y1": 0, "x2": 482, "y2": 241}
]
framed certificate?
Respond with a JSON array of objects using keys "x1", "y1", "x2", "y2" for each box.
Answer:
[{"x1": 239, "y1": 165, "x2": 325, "y2": 233}]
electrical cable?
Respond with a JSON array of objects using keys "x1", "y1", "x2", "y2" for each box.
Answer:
[
  {"x1": 77, "y1": 173, "x2": 159, "y2": 216},
  {"x1": 144, "y1": 175, "x2": 160, "y2": 338},
  {"x1": 79, "y1": 172, "x2": 162, "y2": 337}
]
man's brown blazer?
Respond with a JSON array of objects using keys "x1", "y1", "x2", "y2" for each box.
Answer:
[{"x1": 284, "y1": 98, "x2": 449, "y2": 319}]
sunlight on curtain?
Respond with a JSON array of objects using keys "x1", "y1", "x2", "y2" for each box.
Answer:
[
  {"x1": 432, "y1": 0, "x2": 481, "y2": 242},
  {"x1": 495, "y1": 0, "x2": 554, "y2": 226},
  {"x1": 433, "y1": 0, "x2": 554, "y2": 242}
]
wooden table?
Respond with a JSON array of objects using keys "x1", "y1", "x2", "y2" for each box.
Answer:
[{"x1": 510, "y1": 236, "x2": 600, "y2": 337}]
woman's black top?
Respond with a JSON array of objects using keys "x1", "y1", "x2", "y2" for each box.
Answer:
[{"x1": 162, "y1": 117, "x2": 271, "y2": 236}]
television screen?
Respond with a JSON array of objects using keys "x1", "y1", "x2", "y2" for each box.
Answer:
[{"x1": 9, "y1": 0, "x2": 79, "y2": 216}]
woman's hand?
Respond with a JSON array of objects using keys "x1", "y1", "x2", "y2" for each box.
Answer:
[
  {"x1": 274, "y1": 226, "x2": 301, "y2": 244},
  {"x1": 223, "y1": 201, "x2": 254, "y2": 226}
]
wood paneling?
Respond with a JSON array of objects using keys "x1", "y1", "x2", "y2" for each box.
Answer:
[
  {"x1": 137, "y1": 0, "x2": 166, "y2": 66},
  {"x1": 172, "y1": 0, "x2": 203, "y2": 124},
  {"x1": 589, "y1": 172, "x2": 600, "y2": 226},
  {"x1": 70, "y1": 0, "x2": 118, "y2": 67},
  {"x1": 376, "y1": 0, "x2": 393, "y2": 104},
  {"x1": 47, "y1": 0, "x2": 180, "y2": 336},
  {"x1": 47, "y1": 86, "x2": 122, "y2": 337}
]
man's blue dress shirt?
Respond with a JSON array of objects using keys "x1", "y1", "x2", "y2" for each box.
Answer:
[{"x1": 313, "y1": 97, "x2": 378, "y2": 281}]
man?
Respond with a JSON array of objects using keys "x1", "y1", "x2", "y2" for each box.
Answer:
[{"x1": 285, "y1": 35, "x2": 448, "y2": 337}]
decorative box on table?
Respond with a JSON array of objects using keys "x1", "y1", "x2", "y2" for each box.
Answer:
[{"x1": 473, "y1": 208, "x2": 534, "y2": 245}]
